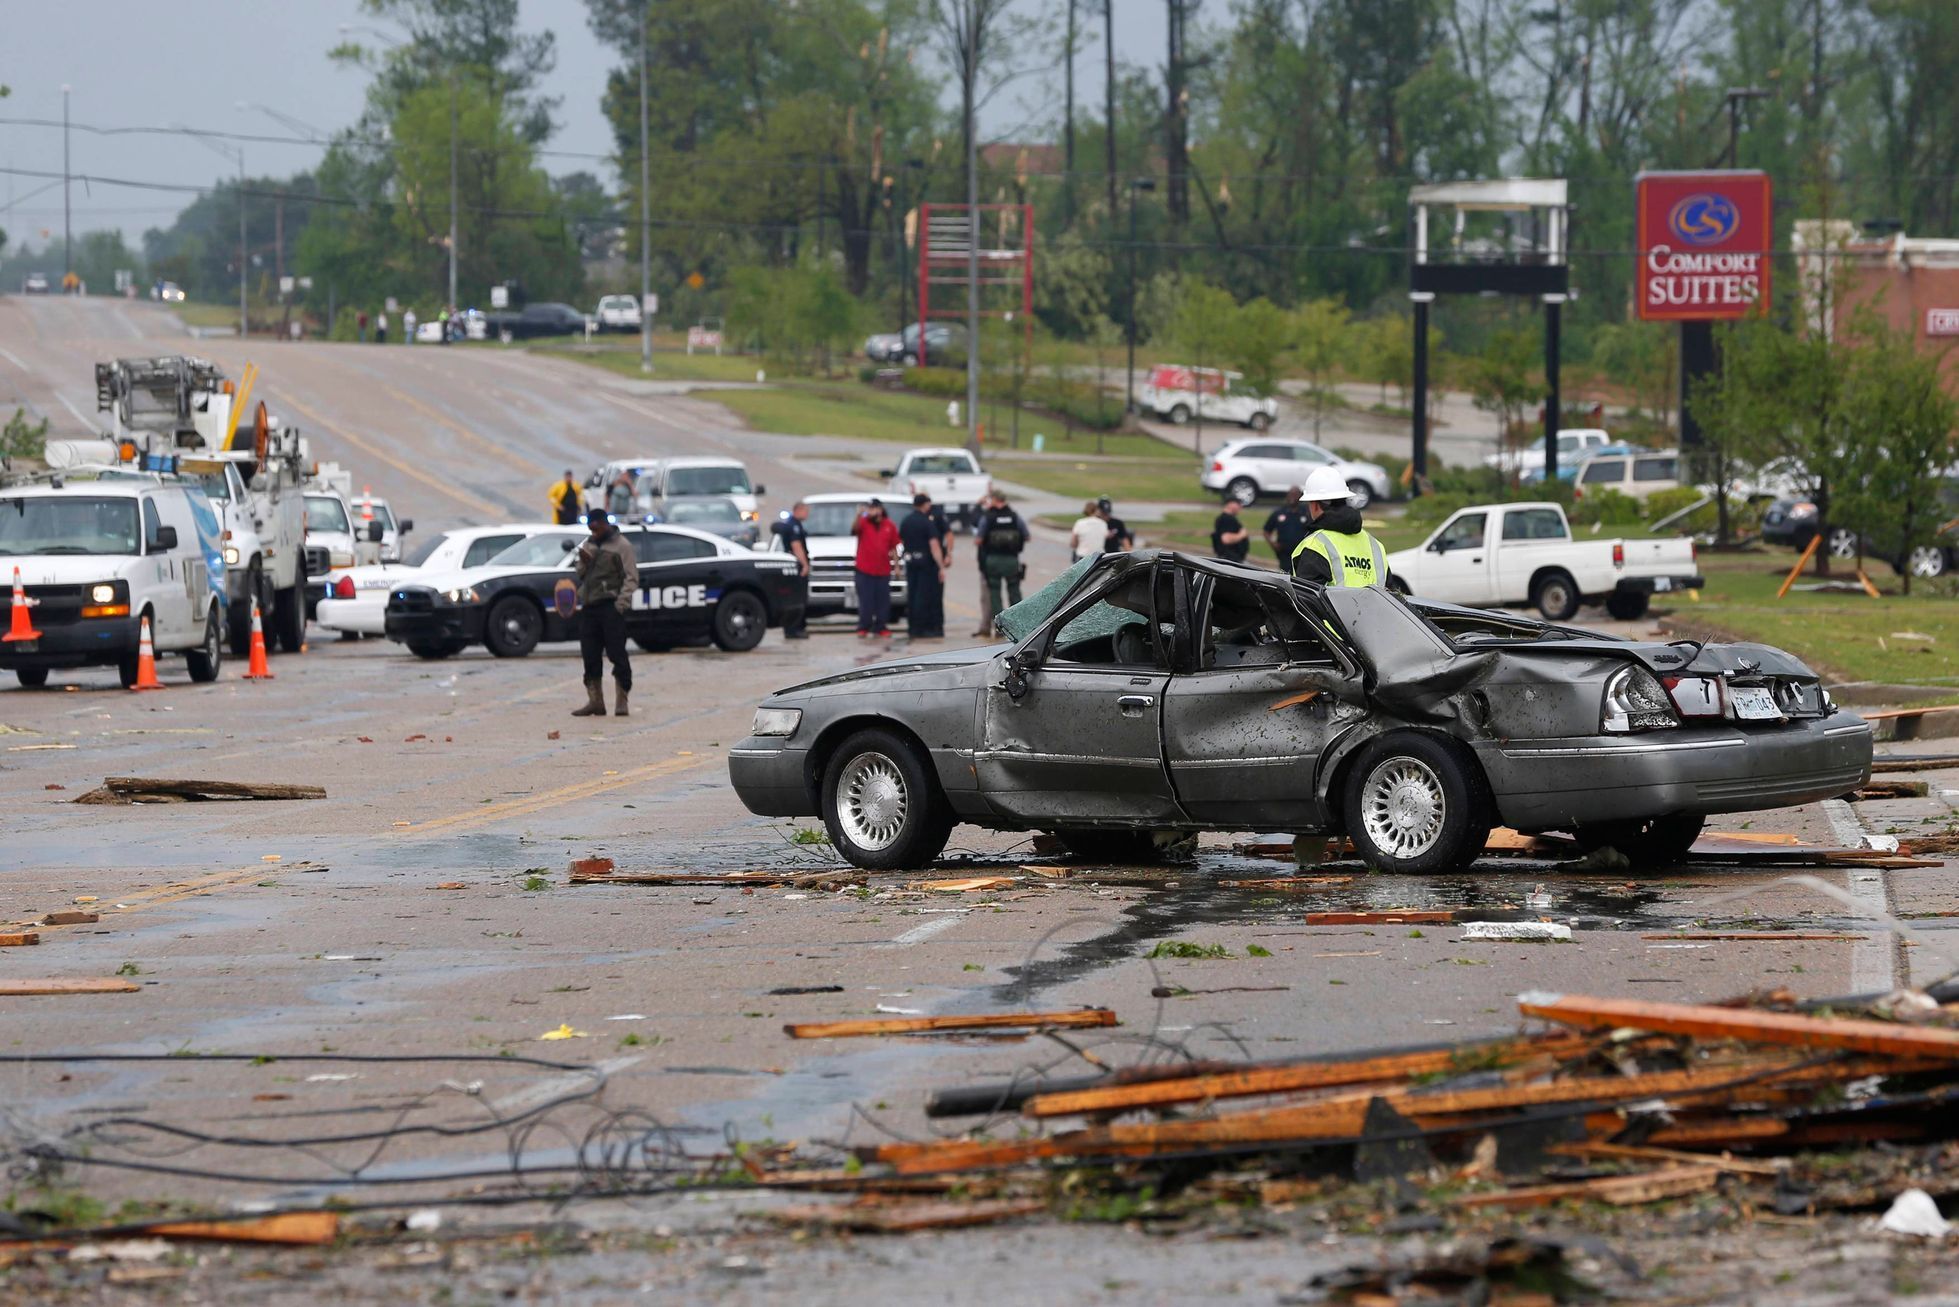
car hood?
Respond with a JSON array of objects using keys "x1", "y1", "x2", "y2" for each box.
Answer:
[
  {"x1": 768, "y1": 643, "x2": 1008, "y2": 699},
  {"x1": 0, "y1": 554, "x2": 143, "y2": 586}
]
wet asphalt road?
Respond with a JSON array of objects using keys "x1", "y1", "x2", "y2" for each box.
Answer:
[{"x1": 3, "y1": 295, "x2": 1958, "y2": 1301}]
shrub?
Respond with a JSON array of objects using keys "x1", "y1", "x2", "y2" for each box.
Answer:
[{"x1": 1569, "y1": 486, "x2": 1646, "y2": 527}]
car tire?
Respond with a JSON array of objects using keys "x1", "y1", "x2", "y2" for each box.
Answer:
[
  {"x1": 484, "y1": 597, "x2": 543, "y2": 658},
  {"x1": 227, "y1": 564, "x2": 262, "y2": 656},
  {"x1": 1571, "y1": 813, "x2": 1705, "y2": 867},
  {"x1": 1604, "y1": 590, "x2": 1650, "y2": 621},
  {"x1": 1342, "y1": 733, "x2": 1490, "y2": 875},
  {"x1": 15, "y1": 668, "x2": 48, "y2": 689},
  {"x1": 117, "y1": 621, "x2": 145, "y2": 690},
  {"x1": 820, "y1": 728, "x2": 953, "y2": 871},
  {"x1": 186, "y1": 608, "x2": 223, "y2": 683},
  {"x1": 1247, "y1": 411, "x2": 1272, "y2": 431},
  {"x1": 1225, "y1": 476, "x2": 1259, "y2": 505},
  {"x1": 711, "y1": 590, "x2": 768, "y2": 652},
  {"x1": 407, "y1": 641, "x2": 460, "y2": 660},
  {"x1": 1531, "y1": 570, "x2": 1581, "y2": 622},
  {"x1": 1345, "y1": 479, "x2": 1374, "y2": 509},
  {"x1": 1167, "y1": 404, "x2": 1192, "y2": 425},
  {"x1": 272, "y1": 585, "x2": 305, "y2": 653},
  {"x1": 1054, "y1": 829, "x2": 1191, "y2": 864},
  {"x1": 1906, "y1": 545, "x2": 1948, "y2": 580}
]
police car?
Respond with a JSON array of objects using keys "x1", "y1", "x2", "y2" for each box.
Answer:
[
  {"x1": 382, "y1": 524, "x2": 803, "y2": 659},
  {"x1": 317, "y1": 523, "x2": 566, "y2": 638}
]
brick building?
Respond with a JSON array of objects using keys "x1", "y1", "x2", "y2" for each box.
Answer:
[{"x1": 1794, "y1": 219, "x2": 1959, "y2": 383}]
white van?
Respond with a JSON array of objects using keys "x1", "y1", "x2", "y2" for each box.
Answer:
[{"x1": 0, "y1": 471, "x2": 227, "y2": 688}]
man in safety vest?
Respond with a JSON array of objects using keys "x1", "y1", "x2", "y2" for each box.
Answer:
[{"x1": 1289, "y1": 465, "x2": 1389, "y2": 587}]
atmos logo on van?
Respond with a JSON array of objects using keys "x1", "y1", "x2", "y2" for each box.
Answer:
[{"x1": 1667, "y1": 193, "x2": 1739, "y2": 246}]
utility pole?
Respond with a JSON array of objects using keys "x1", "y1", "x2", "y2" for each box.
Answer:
[
  {"x1": 1063, "y1": 0, "x2": 1076, "y2": 227},
  {"x1": 639, "y1": 0, "x2": 653, "y2": 375},
  {"x1": 448, "y1": 74, "x2": 459, "y2": 313},
  {"x1": 237, "y1": 152, "x2": 247, "y2": 339},
  {"x1": 1103, "y1": 0, "x2": 1115, "y2": 219},
  {"x1": 962, "y1": 0, "x2": 980, "y2": 454},
  {"x1": 61, "y1": 86, "x2": 70, "y2": 284}
]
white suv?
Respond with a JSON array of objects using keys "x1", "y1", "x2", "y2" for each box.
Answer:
[
  {"x1": 596, "y1": 294, "x2": 643, "y2": 333},
  {"x1": 1201, "y1": 439, "x2": 1392, "y2": 508}
]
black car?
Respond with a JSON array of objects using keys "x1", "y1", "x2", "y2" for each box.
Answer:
[
  {"x1": 382, "y1": 525, "x2": 802, "y2": 659},
  {"x1": 865, "y1": 322, "x2": 969, "y2": 367},
  {"x1": 487, "y1": 302, "x2": 590, "y2": 342}
]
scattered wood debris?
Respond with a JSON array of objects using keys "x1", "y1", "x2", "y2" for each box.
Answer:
[
  {"x1": 785, "y1": 1009, "x2": 1117, "y2": 1040},
  {"x1": 1640, "y1": 932, "x2": 1866, "y2": 943},
  {"x1": 1854, "y1": 779, "x2": 1931, "y2": 800},
  {"x1": 74, "y1": 777, "x2": 326, "y2": 805},
  {"x1": 0, "y1": 932, "x2": 40, "y2": 948},
  {"x1": 40, "y1": 910, "x2": 98, "y2": 926},
  {"x1": 0, "y1": 979, "x2": 140, "y2": 996},
  {"x1": 761, "y1": 1196, "x2": 1044, "y2": 1233},
  {"x1": 569, "y1": 862, "x2": 866, "y2": 890}
]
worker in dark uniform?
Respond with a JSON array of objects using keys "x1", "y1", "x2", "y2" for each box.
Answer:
[
  {"x1": 900, "y1": 492, "x2": 947, "y2": 640},
  {"x1": 975, "y1": 491, "x2": 1030, "y2": 623},
  {"x1": 771, "y1": 501, "x2": 811, "y2": 640},
  {"x1": 1098, "y1": 497, "x2": 1134, "y2": 552},
  {"x1": 571, "y1": 509, "x2": 638, "y2": 717},
  {"x1": 1263, "y1": 486, "x2": 1311, "y2": 565}
]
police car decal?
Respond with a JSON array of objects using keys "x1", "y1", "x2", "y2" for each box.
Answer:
[{"x1": 633, "y1": 583, "x2": 720, "y2": 611}]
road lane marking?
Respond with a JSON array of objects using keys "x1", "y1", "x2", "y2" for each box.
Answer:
[
  {"x1": 274, "y1": 391, "x2": 503, "y2": 517},
  {"x1": 57, "y1": 392, "x2": 94, "y2": 428},
  {"x1": 404, "y1": 754, "x2": 707, "y2": 835},
  {"x1": 595, "y1": 389, "x2": 697, "y2": 434},
  {"x1": 381, "y1": 383, "x2": 550, "y2": 477},
  {"x1": 879, "y1": 913, "x2": 968, "y2": 949},
  {"x1": 1824, "y1": 797, "x2": 1897, "y2": 992},
  {"x1": 0, "y1": 345, "x2": 26, "y2": 369}
]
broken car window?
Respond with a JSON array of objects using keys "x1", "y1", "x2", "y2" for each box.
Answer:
[
  {"x1": 1198, "y1": 576, "x2": 1293, "y2": 670},
  {"x1": 1052, "y1": 568, "x2": 1158, "y2": 667}
]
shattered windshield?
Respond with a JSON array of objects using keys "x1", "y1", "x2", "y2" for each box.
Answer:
[{"x1": 996, "y1": 554, "x2": 1156, "y2": 652}]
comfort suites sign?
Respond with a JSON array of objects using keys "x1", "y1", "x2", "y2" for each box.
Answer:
[{"x1": 1635, "y1": 171, "x2": 1772, "y2": 321}]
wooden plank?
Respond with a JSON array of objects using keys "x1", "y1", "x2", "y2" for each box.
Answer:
[
  {"x1": 1854, "y1": 781, "x2": 1931, "y2": 800},
  {"x1": 762, "y1": 1198, "x2": 1044, "y2": 1232},
  {"x1": 1860, "y1": 705, "x2": 1959, "y2": 723},
  {"x1": 909, "y1": 876, "x2": 1017, "y2": 893},
  {"x1": 1547, "y1": 1140, "x2": 1783, "y2": 1177},
  {"x1": 137, "y1": 1211, "x2": 339, "y2": 1245},
  {"x1": 1701, "y1": 831, "x2": 1802, "y2": 846},
  {"x1": 102, "y1": 777, "x2": 326, "y2": 801},
  {"x1": 1646, "y1": 1117, "x2": 1790, "y2": 1147},
  {"x1": 786, "y1": 1009, "x2": 1117, "y2": 1040},
  {"x1": 0, "y1": 933, "x2": 39, "y2": 948},
  {"x1": 1306, "y1": 910, "x2": 1455, "y2": 925},
  {"x1": 1519, "y1": 992, "x2": 1959, "y2": 1060},
  {"x1": 40, "y1": 911, "x2": 99, "y2": 926},
  {"x1": 1456, "y1": 1165, "x2": 1721, "y2": 1211},
  {"x1": 1022, "y1": 1033, "x2": 1594, "y2": 1119},
  {"x1": 0, "y1": 978, "x2": 139, "y2": 996},
  {"x1": 572, "y1": 868, "x2": 866, "y2": 888}
]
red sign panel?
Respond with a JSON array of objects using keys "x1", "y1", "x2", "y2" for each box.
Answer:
[{"x1": 1635, "y1": 171, "x2": 1772, "y2": 321}]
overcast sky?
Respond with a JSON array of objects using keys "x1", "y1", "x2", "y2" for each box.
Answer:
[{"x1": 0, "y1": 0, "x2": 1166, "y2": 251}]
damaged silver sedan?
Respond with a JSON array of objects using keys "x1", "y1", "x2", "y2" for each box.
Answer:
[{"x1": 729, "y1": 551, "x2": 1873, "y2": 872}]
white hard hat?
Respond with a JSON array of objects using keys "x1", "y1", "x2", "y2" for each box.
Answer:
[{"x1": 1299, "y1": 465, "x2": 1351, "y2": 502}]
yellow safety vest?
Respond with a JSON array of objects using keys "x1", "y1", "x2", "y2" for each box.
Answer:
[{"x1": 1293, "y1": 528, "x2": 1387, "y2": 588}]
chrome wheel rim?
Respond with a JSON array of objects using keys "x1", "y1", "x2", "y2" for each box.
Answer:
[
  {"x1": 1361, "y1": 757, "x2": 1446, "y2": 860},
  {"x1": 837, "y1": 752, "x2": 908, "y2": 851},
  {"x1": 1827, "y1": 528, "x2": 1857, "y2": 559},
  {"x1": 1542, "y1": 581, "x2": 1570, "y2": 612},
  {"x1": 1910, "y1": 546, "x2": 1945, "y2": 578},
  {"x1": 725, "y1": 600, "x2": 758, "y2": 640}
]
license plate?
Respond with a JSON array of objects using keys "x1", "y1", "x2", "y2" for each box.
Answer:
[
  {"x1": 1653, "y1": 577, "x2": 1672, "y2": 592},
  {"x1": 1730, "y1": 685, "x2": 1781, "y2": 721}
]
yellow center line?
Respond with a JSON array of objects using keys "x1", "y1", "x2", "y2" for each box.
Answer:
[
  {"x1": 274, "y1": 392, "x2": 502, "y2": 518},
  {"x1": 382, "y1": 383, "x2": 550, "y2": 478},
  {"x1": 403, "y1": 753, "x2": 708, "y2": 835}
]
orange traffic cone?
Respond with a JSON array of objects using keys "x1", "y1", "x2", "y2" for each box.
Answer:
[
  {"x1": 244, "y1": 597, "x2": 273, "y2": 680},
  {"x1": 129, "y1": 615, "x2": 163, "y2": 691},
  {"x1": 2, "y1": 565, "x2": 42, "y2": 643}
]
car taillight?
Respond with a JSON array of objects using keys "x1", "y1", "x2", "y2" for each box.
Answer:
[
  {"x1": 333, "y1": 575, "x2": 356, "y2": 599},
  {"x1": 1612, "y1": 542, "x2": 1624, "y2": 567},
  {"x1": 1210, "y1": 461, "x2": 1223, "y2": 472}
]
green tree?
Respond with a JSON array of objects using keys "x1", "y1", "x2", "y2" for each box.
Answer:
[
  {"x1": 1291, "y1": 298, "x2": 1351, "y2": 436},
  {"x1": 1589, "y1": 321, "x2": 1672, "y2": 425},
  {"x1": 1354, "y1": 314, "x2": 1413, "y2": 407},
  {"x1": 1227, "y1": 297, "x2": 1290, "y2": 398},
  {"x1": 1168, "y1": 279, "x2": 1238, "y2": 455},
  {"x1": 1835, "y1": 328, "x2": 1957, "y2": 594},
  {"x1": 1466, "y1": 326, "x2": 1539, "y2": 470}
]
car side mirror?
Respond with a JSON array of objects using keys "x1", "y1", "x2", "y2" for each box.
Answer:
[
  {"x1": 398, "y1": 519, "x2": 413, "y2": 534},
  {"x1": 879, "y1": 469, "x2": 896, "y2": 479},
  {"x1": 366, "y1": 521, "x2": 385, "y2": 543},
  {"x1": 560, "y1": 539, "x2": 577, "y2": 552},
  {"x1": 753, "y1": 483, "x2": 765, "y2": 496},
  {"x1": 584, "y1": 474, "x2": 599, "y2": 488},
  {"x1": 1003, "y1": 650, "x2": 1034, "y2": 701},
  {"x1": 1427, "y1": 539, "x2": 1447, "y2": 553},
  {"x1": 151, "y1": 525, "x2": 178, "y2": 551}
]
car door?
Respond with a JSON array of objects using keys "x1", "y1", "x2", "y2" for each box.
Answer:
[
  {"x1": 154, "y1": 491, "x2": 206, "y2": 643},
  {"x1": 625, "y1": 529, "x2": 720, "y2": 640},
  {"x1": 1412, "y1": 511, "x2": 1491, "y2": 604},
  {"x1": 137, "y1": 496, "x2": 182, "y2": 641},
  {"x1": 974, "y1": 563, "x2": 1181, "y2": 825},
  {"x1": 1162, "y1": 572, "x2": 1357, "y2": 826}
]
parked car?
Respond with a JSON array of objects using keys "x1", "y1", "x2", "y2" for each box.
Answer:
[
  {"x1": 640, "y1": 495, "x2": 760, "y2": 548},
  {"x1": 883, "y1": 448, "x2": 990, "y2": 526},
  {"x1": 1139, "y1": 364, "x2": 1279, "y2": 430},
  {"x1": 1760, "y1": 497, "x2": 1856, "y2": 558},
  {"x1": 21, "y1": 273, "x2": 49, "y2": 295},
  {"x1": 1384, "y1": 501, "x2": 1702, "y2": 622},
  {"x1": 866, "y1": 322, "x2": 968, "y2": 366},
  {"x1": 728, "y1": 549, "x2": 1872, "y2": 874},
  {"x1": 317, "y1": 524, "x2": 560, "y2": 638},
  {"x1": 595, "y1": 294, "x2": 643, "y2": 332},
  {"x1": 1484, "y1": 428, "x2": 1612, "y2": 481},
  {"x1": 764, "y1": 492, "x2": 907, "y2": 619},
  {"x1": 487, "y1": 302, "x2": 590, "y2": 341},
  {"x1": 1571, "y1": 448, "x2": 1683, "y2": 501},
  {"x1": 1200, "y1": 439, "x2": 1391, "y2": 508},
  {"x1": 862, "y1": 330, "x2": 904, "y2": 362}
]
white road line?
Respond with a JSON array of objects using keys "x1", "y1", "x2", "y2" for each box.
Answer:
[
  {"x1": 0, "y1": 345, "x2": 26, "y2": 370},
  {"x1": 879, "y1": 913, "x2": 968, "y2": 949},
  {"x1": 489, "y1": 1054, "x2": 642, "y2": 1115},
  {"x1": 57, "y1": 393, "x2": 94, "y2": 428},
  {"x1": 1824, "y1": 797, "x2": 1897, "y2": 993}
]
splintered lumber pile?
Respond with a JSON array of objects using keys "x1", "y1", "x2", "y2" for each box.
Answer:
[
  {"x1": 854, "y1": 990, "x2": 1959, "y2": 1211},
  {"x1": 75, "y1": 777, "x2": 326, "y2": 804}
]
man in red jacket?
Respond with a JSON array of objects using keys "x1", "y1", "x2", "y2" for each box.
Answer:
[{"x1": 851, "y1": 498, "x2": 902, "y2": 640}]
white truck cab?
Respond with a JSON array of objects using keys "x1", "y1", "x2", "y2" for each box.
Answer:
[
  {"x1": 883, "y1": 447, "x2": 990, "y2": 526},
  {"x1": 0, "y1": 471, "x2": 227, "y2": 689},
  {"x1": 634, "y1": 458, "x2": 762, "y2": 522}
]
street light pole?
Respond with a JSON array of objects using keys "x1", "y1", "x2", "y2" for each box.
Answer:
[
  {"x1": 448, "y1": 74, "x2": 459, "y2": 315},
  {"x1": 60, "y1": 86, "x2": 70, "y2": 285},
  {"x1": 639, "y1": 0, "x2": 652, "y2": 375},
  {"x1": 237, "y1": 151, "x2": 247, "y2": 339},
  {"x1": 1124, "y1": 177, "x2": 1154, "y2": 414}
]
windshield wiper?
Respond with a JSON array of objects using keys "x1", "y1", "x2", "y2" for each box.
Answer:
[{"x1": 32, "y1": 546, "x2": 97, "y2": 555}]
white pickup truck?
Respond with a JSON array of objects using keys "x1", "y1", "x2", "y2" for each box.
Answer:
[
  {"x1": 882, "y1": 447, "x2": 990, "y2": 526},
  {"x1": 1384, "y1": 501, "x2": 1703, "y2": 622}
]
